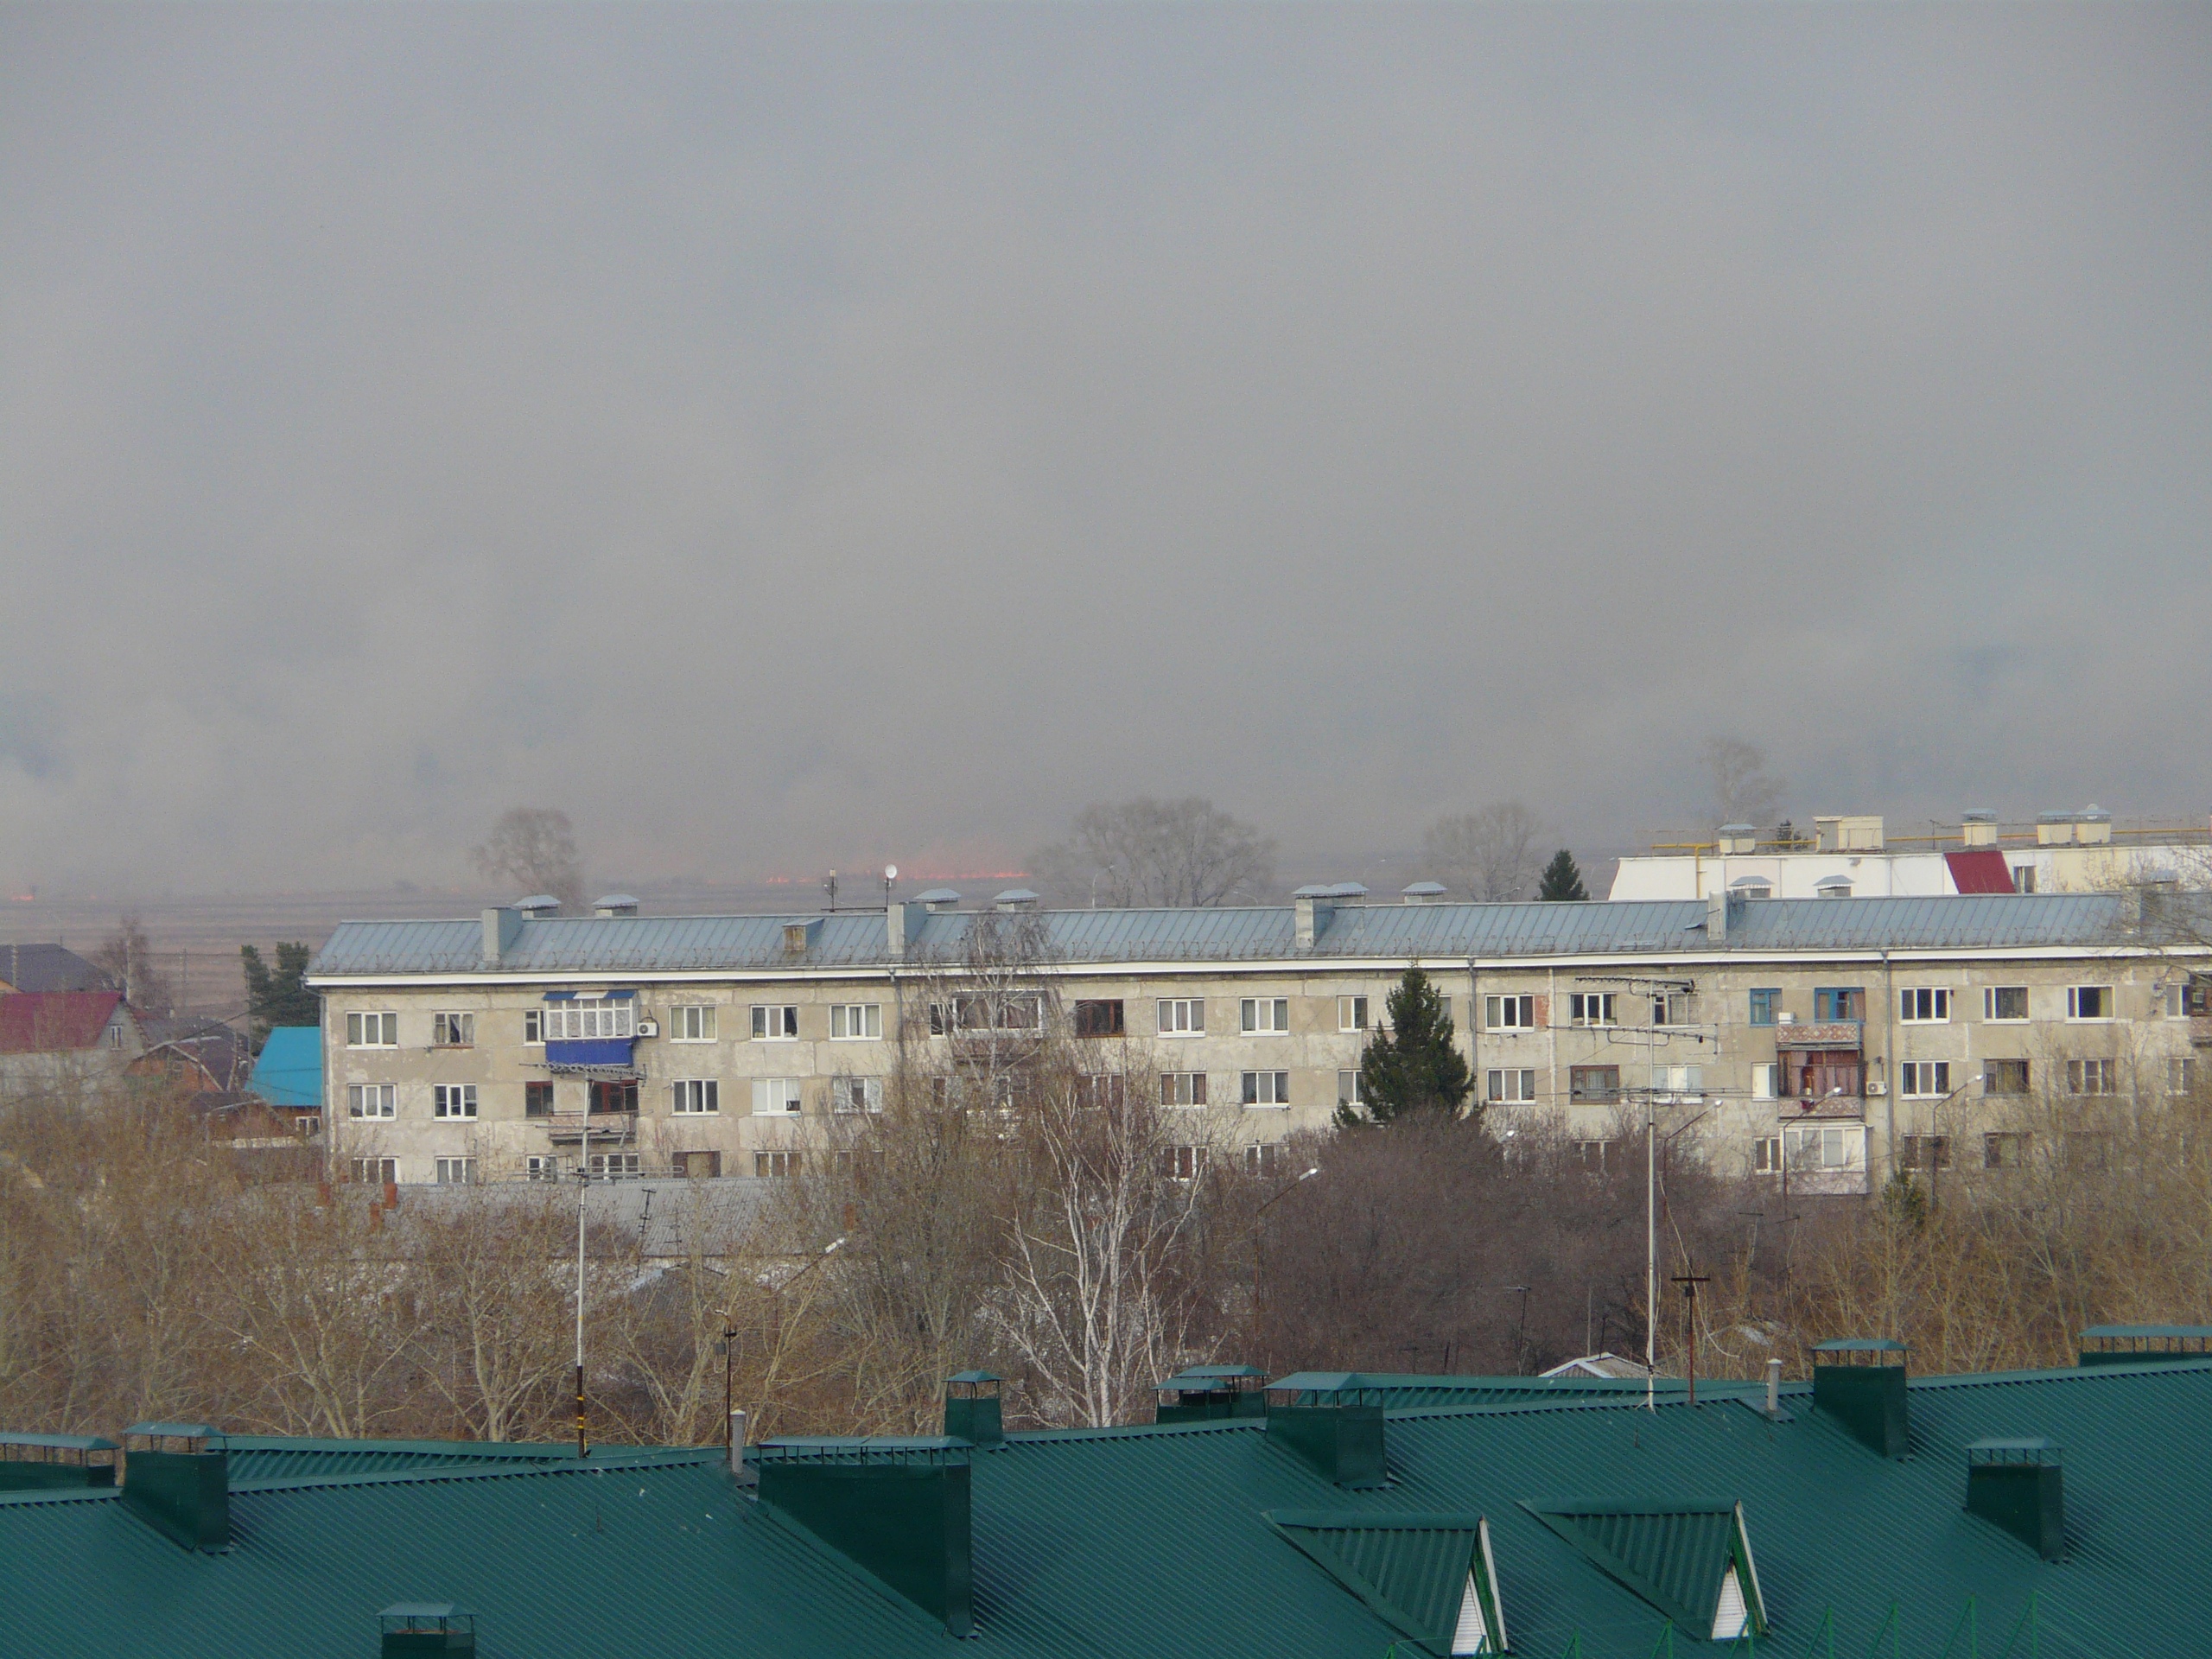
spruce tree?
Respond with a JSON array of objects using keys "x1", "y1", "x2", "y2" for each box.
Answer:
[
  {"x1": 1340, "y1": 967, "x2": 1474, "y2": 1127},
  {"x1": 1538, "y1": 849, "x2": 1589, "y2": 902},
  {"x1": 242, "y1": 942, "x2": 319, "y2": 1051}
]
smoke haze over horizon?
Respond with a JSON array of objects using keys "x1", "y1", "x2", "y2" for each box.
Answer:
[{"x1": 3, "y1": 4, "x2": 2208, "y2": 898}]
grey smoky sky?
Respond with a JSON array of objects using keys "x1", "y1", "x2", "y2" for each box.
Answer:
[{"x1": 3, "y1": 4, "x2": 2208, "y2": 893}]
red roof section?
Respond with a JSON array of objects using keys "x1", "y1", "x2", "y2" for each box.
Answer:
[
  {"x1": 0, "y1": 991, "x2": 126, "y2": 1053},
  {"x1": 1945, "y1": 849, "x2": 2018, "y2": 895}
]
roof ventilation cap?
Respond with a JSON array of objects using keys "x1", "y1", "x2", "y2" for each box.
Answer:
[
  {"x1": 914, "y1": 888, "x2": 963, "y2": 912},
  {"x1": 1264, "y1": 1373, "x2": 1388, "y2": 1488},
  {"x1": 1810, "y1": 1339, "x2": 1908, "y2": 1457},
  {"x1": 1325, "y1": 882, "x2": 1369, "y2": 899},
  {"x1": 753, "y1": 1437, "x2": 975, "y2": 1636},
  {"x1": 380, "y1": 1604, "x2": 477, "y2": 1656},
  {"x1": 944, "y1": 1371, "x2": 1003, "y2": 1446},
  {"x1": 121, "y1": 1421, "x2": 229, "y2": 1551},
  {"x1": 1814, "y1": 874, "x2": 1853, "y2": 899},
  {"x1": 2078, "y1": 1324, "x2": 2212, "y2": 1366},
  {"x1": 0, "y1": 1431, "x2": 117, "y2": 1492},
  {"x1": 994, "y1": 888, "x2": 1039, "y2": 912},
  {"x1": 1966, "y1": 1440, "x2": 2064, "y2": 1560},
  {"x1": 1400, "y1": 881, "x2": 1446, "y2": 905},
  {"x1": 514, "y1": 894, "x2": 561, "y2": 918},
  {"x1": 592, "y1": 894, "x2": 639, "y2": 918},
  {"x1": 1156, "y1": 1363, "x2": 1268, "y2": 1423}
]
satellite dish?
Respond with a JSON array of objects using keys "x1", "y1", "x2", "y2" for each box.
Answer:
[{"x1": 885, "y1": 864, "x2": 899, "y2": 882}]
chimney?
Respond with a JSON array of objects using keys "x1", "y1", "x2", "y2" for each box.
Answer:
[
  {"x1": 944, "y1": 1371, "x2": 1004, "y2": 1446},
  {"x1": 915, "y1": 888, "x2": 963, "y2": 913},
  {"x1": 1717, "y1": 823, "x2": 1758, "y2": 855},
  {"x1": 728, "y1": 1410, "x2": 748, "y2": 1477},
  {"x1": 1961, "y1": 810, "x2": 1999, "y2": 849},
  {"x1": 480, "y1": 906, "x2": 523, "y2": 969},
  {"x1": 782, "y1": 918, "x2": 823, "y2": 957},
  {"x1": 1966, "y1": 1440, "x2": 2064, "y2": 1560},
  {"x1": 379, "y1": 1605, "x2": 477, "y2": 1656},
  {"x1": 120, "y1": 1422, "x2": 230, "y2": 1550},
  {"x1": 993, "y1": 889, "x2": 1039, "y2": 912},
  {"x1": 1400, "y1": 882, "x2": 1446, "y2": 905},
  {"x1": 1155, "y1": 1364, "x2": 1268, "y2": 1424},
  {"x1": 887, "y1": 901, "x2": 927, "y2": 956},
  {"x1": 755, "y1": 1438, "x2": 975, "y2": 1636},
  {"x1": 593, "y1": 894, "x2": 639, "y2": 918},
  {"x1": 1292, "y1": 886, "x2": 1336, "y2": 948},
  {"x1": 1764, "y1": 1358, "x2": 1783, "y2": 1417},
  {"x1": 1706, "y1": 891, "x2": 1732, "y2": 943},
  {"x1": 1810, "y1": 1340, "x2": 1909, "y2": 1458},
  {"x1": 1264, "y1": 1374, "x2": 1388, "y2": 1488},
  {"x1": 0, "y1": 1432, "x2": 117, "y2": 1491}
]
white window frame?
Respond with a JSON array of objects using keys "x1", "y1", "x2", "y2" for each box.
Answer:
[
  {"x1": 1244, "y1": 1142, "x2": 1285, "y2": 1178},
  {"x1": 432, "y1": 1084, "x2": 477, "y2": 1120},
  {"x1": 2066, "y1": 1058, "x2": 2116, "y2": 1096},
  {"x1": 590, "y1": 1152, "x2": 643, "y2": 1179},
  {"x1": 832, "y1": 1077, "x2": 884, "y2": 1114},
  {"x1": 525, "y1": 1154, "x2": 563, "y2": 1182},
  {"x1": 754, "y1": 1151, "x2": 801, "y2": 1179},
  {"x1": 1652, "y1": 992, "x2": 1693, "y2": 1027},
  {"x1": 1485, "y1": 995, "x2": 1536, "y2": 1032},
  {"x1": 543, "y1": 999, "x2": 635, "y2": 1041},
  {"x1": 1240, "y1": 996, "x2": 1290, "y2": 1035},
  {"x1": 522, "y1": 1009, "x2": 543, "y2": 1045},
  {"x1": 432, "y1": 1012, "x2": 475, "y2": 1047},
  {"x1": 1157, "y1": 998, "x2": 1205, "y2": 1036},
  {"x1": 671, "y1": 1079, "x2": 721, "y2": 1116},
  {"x1": 1162, "y1": 1144, "x2": 1207, "y2": 1181},
  {"x1": 1569, "y1": 993, "x2": 1616, "y2": 1027},
  {"x1": 2159, "y1": 984, "x2": 2190, "y2": 1018},
  {"x1": 1338, "y1": 1069, "x2": 1364, "y2": 1109},
  {"x1": 751, "y1": 1077, "x2": 804, "y2": 1116},
  {"x1": 670, "y1": 1005, "x2": 718, "y2": 1043},
  {"x1": 350, "y1": 1156, "x2": 397, "y2": 1184},
  {"x1": 1160, "y1": 1071, "x2": 1207, "y2": 1109},
  {"x1": 1240, "y1": 1070, "x2": 1290, "y2": 1108},
  {"x1": 347, "y1": 1084, "x2": 395, "y2": 1120},
  {"x1": 346, "y1": 1011, "x2": 398, "y2": 1048},
  {"x1": 435, "y1": 1156, "x2": 478, "y2": 1185},
  {"x1": 1485, "y1": 1067, "x2": 1536, "y2": 1103},
  {"x1": 1650, "y1": 1064, "x2": 1703, "y2": 1100},
  {"x1": 1751, "y1": 1063, "x2": 1780, "y2": 1101},
  {"x1": 1338, "y1": 995, "x2": 1369, "y2": 1033},
  {"x1": 830, "y1": 1004, "x2": 882, "y2": 1041},
  {"x1": 1898, "y1": 988, "x2": 1949, "y2": 1024},
  {"x1": 1898, "y1": 1061, "x2": 1951, "y2": 1099},
  {"x1": 751, "y1": 1005, "x2": 800, "y2": 1040},
  {"x1": 1983, "y1": 986, "x2": 2030, "y2": 1023},
  {"x1": 1751, "y1": 1136, "x2": 1781, "y2": 1175},
  {"x1": 1783, "y1": 1123, "x2": 1866, "y2": 1173},
  {"x1": 2171, "y1": 1057, "x2": 2199, "y2": 1095},
  {"x1": 2066, "y1": 986, "x2": 2113, "y2": 1022}
]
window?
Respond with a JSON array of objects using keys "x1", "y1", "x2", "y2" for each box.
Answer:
[
  {"x1": 433, "y1": 1013, "x2": 475, "y2": 1046},
  {"x1": 2173, "y1": 1058, "x2": 2200, "y2": 1096},
  {"x1": 1984, "y1": 1132, "x2": 2029, "y2": 1169},
  {"x1": 435, "y1": 1157, "x2": 478, "y2": 1185},
  {"x1": 2013, "y1": 865, "x2": 2036, "y2": 894},
  {"x1": 2066, "y1": 1058, "x2": 2116, "y2": 1096},
  {"x1": 524, "y1": 1081, "x2": 556, "y2": 1119},
  {"x1": 754, "y1": 1151, "x2": 802, "y2": 1179},
  {"x1": 1899, "y1": 988, "x2": 1949, "y2": 1024},
  {"x1": 2157, "y1": 984, "x2": 2186, "y2": 1018},
  {"x1": 1569, "y1": 1065, "x2": 1620, "y2": 1103},
  {"x1": 1577, "y1": 1140, "x2": 1618, "y2": 1173},
  {"x1": 671, "y1": 1079, "x2": 721, "y2": 1116},
  {"x1": 1157, "y1": 999, "x2": 1205, "y2": 1035},
  {"x1": 523, "y1": 1009, "x2": 543, "y2": 1045},
  {"x1": 1748, "y1": 989, "x2": 1780, "y2": 1027},
  {"x1": 1161, "y1": 1145, "x2": 1208, "y2": 1181},
  {"x1": 347, "y1": 1084, "x2": 395, "y2": 1120},
  {"x1": 931, "y1": 995, "x2": 1040, "y2": 1033},
  {"x1": 1245, "y1": 1142, "x2": 1286, "y2": 1178},
  {"x1": 1784, "y1": 1124, "x2": 1866, "y2": 1172},
  {"x1": 1751, "y1": 1136, "x2": 1781, "y2": 1174},
  {"x1": 1751, "y1": 1063, "x2": 1781, "y2": 1101},
  {"x1": 348, "y1": 1156, "x2": 397, "y2": 1185},
  {"x1": 544, "y1": 998, "x2": 634, "y2": 1040},
  {"x1": 524, "y1": 1155, "x2": 563, "y2": 1182},
  {"x1": 588, "y1": 1079, "x2": 638, "y2": 1114},
  {"x1": 833, "y1": 1077, "x2": 884, "y2": 1114},
  {"x1": 752, "y1": 1005, "x2": 799, "y2": 1039},
  {"x1": 1898, "y1": 1062, "x2": 1951, "y2": 1099},
  {"x1": 1241, "y1": 997, "x2": 1290, "y2": 1035},
  {"x1": 589, "y1": 1153, "x2": 642, "y2": 1179},
  {"x1": 1073, "y1": 1000, "x2": 1125, "y2": 1038},
  {"x1": 1898, "y1": 1135, "x2": 1953, "y2": 1170},
  {"x1": 433, "y1": 1084, "x2": 477, "y2": 1120},
  {"x1": 1651, "y1": 992, "x2": 1693, "y2": 1027},
  {"x1": 826, "y1": 1003, "x2": 880, "y2": 1040},
  {"x1": 1160, "y1": 1071, "x2": 1208, "y2": 1108},
  {"x1": 1486, "y1": 1068, "x2": 1536, "y2": 1103},
  {"x1": 1337, "y1": 1070, "x2": 1364, "y2": 1109},
  {"x1": 2067, "y1": 986, "x2": 2113, "y2": 1021},
  {"x1": 1984, "y1": 986, "x2": 2029, "y2": 1022},
  {"x1": 752, "y1": 1077, "x2": 804, "y2": 1116},
  {"x1": 1485, "y1": 995, "x2": 1535, "y2": 1031},
  {"x1": 671, "y1": 1005, "x2": 718, "y2": 1042},
  {"x1": 346, "y1": 1012, "x2": 397, "y2": 1047},
  {"x1": 1569, "y1": 993, "x2": 1617, "y2": 1027},
  {"x1": 1338, "y1": 995, "x2": 1370, "y2": 1032},
  {"x1": 1813, "y1": 988, "x2": 1865, "y2": 1021},
  {"x1": 1240, "y1": 1070, "x2": 1290, "y2": 1108},
  {"x1": 1984, "y1": 1058, "x2": 2031, "y2": 1096},
  {"x1": 674, "y1": 1151, "x2": 722, "y2": 1179},
  {"x1": 1651, "y1": 1065, "x2": 1704, "y2": 1098}
]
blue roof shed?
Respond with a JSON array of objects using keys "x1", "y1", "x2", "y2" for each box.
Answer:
[{"x1": 247, "y1": 1027, "x2": 321, "y2": 1110}]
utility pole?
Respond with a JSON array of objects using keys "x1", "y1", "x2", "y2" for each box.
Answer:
[
  {"x1": 575, "y1": 1113, "x2": 590, "y2": 1457},
  {"x1": 1672, "y1": 1273, "x2": 1712, "y2": 1404}
]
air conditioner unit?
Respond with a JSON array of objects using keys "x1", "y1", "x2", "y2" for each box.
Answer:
[
  {"x1": 1865, "y1": 1081, "x2": 1887, "y2": 1096},
  {"x1": 635, "y1": 1019, "x2": 659, "y2": 1039}
]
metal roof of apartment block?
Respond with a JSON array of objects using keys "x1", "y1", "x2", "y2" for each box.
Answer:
[
  {"x1": 3, "y1": 1358, "x2": 2207, "y2": 1658},
  {"x1": 308, "y1": 893, "x2": 2155, "y2": 979}
]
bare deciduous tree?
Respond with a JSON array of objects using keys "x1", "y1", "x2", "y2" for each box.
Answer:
[
  {"x1": 91, "y1": 912, "x2": 175, "y2": 1013},
  {"x1": 1699, "y1": 737, "x2": 1786, "y2": 830},
  {"x1": 1422, "y1": 804, "x2": 1542, "y2": 900},
  {"x1": 471, "y1": 808, "x2": 586, "y2": 910},
  {"x1": 1028, "y1": 797, "x2": 1276, "y2": 908}
]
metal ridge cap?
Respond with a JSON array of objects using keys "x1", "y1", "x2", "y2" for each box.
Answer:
[
  {"x1": 0, "y1": 1486, "x2": 121, "y2": 1509},
  {"x1": 229, "y1": 1449, "x2": 721, "y2": 1494}
]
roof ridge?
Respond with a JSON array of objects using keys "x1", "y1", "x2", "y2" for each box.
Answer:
[{"x1": 232, "y1": 1449, "x2": 718, "y2": 1494}]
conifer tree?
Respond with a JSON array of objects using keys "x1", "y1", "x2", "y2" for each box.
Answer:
[
  {"x1": 1538, "y1": 849, "x2": 1588, "y2": 901},
  {"x1": 1340, "y1": 968, "x2": 1474, "y2": 1127}
]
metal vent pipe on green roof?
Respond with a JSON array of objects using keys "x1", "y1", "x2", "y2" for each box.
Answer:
[
  {"x1": 1809, "y1": 1341, "x2": 1909, "y2": 1459},
  {"x1": 1156, "y1": 1364, "x2": 1268, "y2": 1424},
  {"x1": 0, "y1": 1433, "x2": 118, "y2": 1492},
  {"x1": 380, "y1": 1604, "x2": 476, "y2": 1655},
  {"x1": 118, "y1": 1423, "x2": 229, "y2": 1552},
  {"x1": 1966, "y1": 1441, "x2": 2064, "y2": 1561},
  {"x1": 944, "y1": 1371, "x2": 1003, "y2": 1446}
]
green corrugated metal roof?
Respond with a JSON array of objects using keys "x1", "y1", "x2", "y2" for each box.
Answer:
[
  {"x1": 4, "y1": 1360, "x2": 2209, "y2": 1657},
  {"x1": 1266, "y1": 1510, "x2": 1483, "y2": 1655},
  {"x1": 1522, "y1": 1500, "x2": 1741, "y2": 1633}
]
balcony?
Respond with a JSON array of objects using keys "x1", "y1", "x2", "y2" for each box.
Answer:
[
  {"x1": 1786, "y1": 1167, "x2": 1871, "y2": 1197},
  {"x1": 1774, "y1": 1020, "x2": 1864, "y2": 1049},
  {"x1": 544, "y1": 1111, "x2": 637, "y2": 1145}
]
